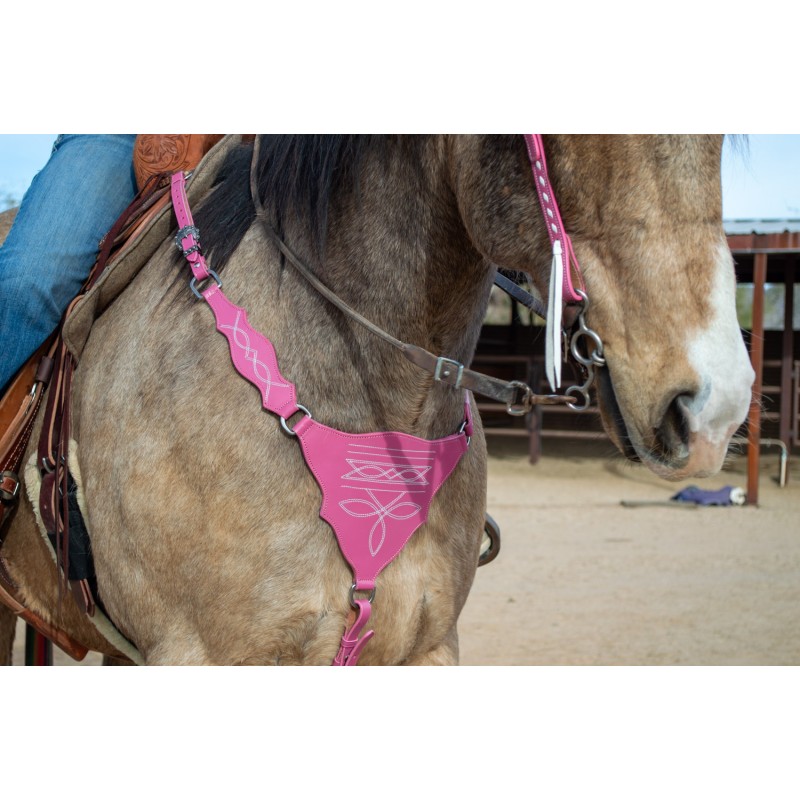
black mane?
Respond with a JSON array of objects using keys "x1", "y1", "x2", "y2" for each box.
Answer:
[{"x1": 192, "y1": 135, "x2": 412, "y2": 272}]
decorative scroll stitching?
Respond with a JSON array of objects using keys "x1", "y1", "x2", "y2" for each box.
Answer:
[
  {"x1": 342, "y1": 458, "x2": 431, "y2": 486},
  {"x1": 218, "y1": 310, "x2": 291, "y2": 403},
  {"x1": 339, "y1": 490, "x2": 421, "y2": 556}
]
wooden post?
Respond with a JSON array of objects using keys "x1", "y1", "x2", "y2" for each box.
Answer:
[
  {"x1": 747, "y1": 253, "x2": 767, "y2": 505},
  {"x1": 527, "y1": 358, "x2": 543, "y2": 464},
  {"x1": 779, "y1": 260, "x2": 795, "y2": 483}
]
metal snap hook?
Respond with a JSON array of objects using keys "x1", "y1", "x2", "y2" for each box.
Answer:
[{"x1": 506, "y1": 380, "x2": 533, "y2": 416}]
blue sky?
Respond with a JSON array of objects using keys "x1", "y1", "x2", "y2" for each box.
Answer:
[{"x1": 0, "y1": 134, "x2": 798, "y2": 220}]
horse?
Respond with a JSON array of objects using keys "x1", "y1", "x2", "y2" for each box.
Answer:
[{"x1": 0, "y1": 135, "x2": 754, "y2": 665}]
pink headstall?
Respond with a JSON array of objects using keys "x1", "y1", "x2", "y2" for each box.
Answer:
[{"x1": 522, "y1": 135, "x2": 584, "y2": 305}]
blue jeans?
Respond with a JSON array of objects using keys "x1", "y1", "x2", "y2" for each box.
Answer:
[{"x1": 0, "y1": 134, "x2": 137, "y2": 392}]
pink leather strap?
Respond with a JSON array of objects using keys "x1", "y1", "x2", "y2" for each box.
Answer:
[
  {"x1": 333, "y1": 598, "x2": 374, "y2": 666},
  {"x1": 172, "y1": 172, "x2": 301, "y2": 419},
  {"x1": 202, "y1": 287, "x2": 301, "y2": 419},
  {"x1": 523, "y1": 134, "x2": 584, "y2": 303},
  {"x1": 171, "y1": 172, "x2": 211, "y2": 282}
]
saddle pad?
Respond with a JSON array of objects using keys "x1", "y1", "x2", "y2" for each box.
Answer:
[
  {"x1": 63, "y1": 134, "x2": 244, "y2": 361},
  {"x1": 24, "y1": 443, "x2": 144, "y2": 664}
]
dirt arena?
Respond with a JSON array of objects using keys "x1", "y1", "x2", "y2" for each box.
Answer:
[{"x1": 11, "y1": 437, "x2": 800, "y2": 666}]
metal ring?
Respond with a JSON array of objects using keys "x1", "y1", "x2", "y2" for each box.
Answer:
[
  {"x1": 279, "y1": 405, "x2": 313, "y2": 437},
  {"x1": 566, "y1": 385, "x2": 592, "y2": 412},
  {"x1": 572, "y1": 327, "x2": 605, "y2": 363},
  {"x1": 190, "y1": 270, "x2": 223, "y2": 299},
  {"x1": 349, "y1": 583, "x2": 376, "y2": 608},
  {"x1": 458, "y1": 418, "x2": 472, "y2": 447},
  {"x1": 570, "y1": 289, "x2": 605, "y2": 367}
]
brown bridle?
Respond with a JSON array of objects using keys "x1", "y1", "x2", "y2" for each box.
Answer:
[{"x1": 248, "y1": 135, "x2": 605, "y2": 416}]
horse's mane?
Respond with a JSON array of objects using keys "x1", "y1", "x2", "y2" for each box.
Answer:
[{"x1": 192, "y1": 135, "x2": 425, "y2": 273}]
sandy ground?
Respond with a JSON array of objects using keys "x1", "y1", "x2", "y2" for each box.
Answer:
[
  {"x1": 11, "y1": 438, "x2": 800, "y2": 666},
  {"x1": 459, "y1": 438, "x2": 800, "y2": 665}
]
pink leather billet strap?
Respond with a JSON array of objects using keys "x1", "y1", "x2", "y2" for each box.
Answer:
[
  {"x1": 523, "y1": 134, "x2": 584, "y2": 303},
  {"x1": 333, "y1": 598, "x2": 374, "y2": 666},
  {"x1": 171, "y1": 172, "x2": 211, "y2": 282},
  {"x1": 202, "y1": 285, "x2": 300, "y2": 419},
  {"x1": 293, "y1": 413, "x2": 469, "y2": 586}
]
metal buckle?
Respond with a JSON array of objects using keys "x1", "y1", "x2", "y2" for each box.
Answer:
[
  {"x1": 174, "y1": 225, "x2": 201, "y2": 254},
  {"x1": 190, "y1": 270, "x2": 223, "y2": 300},
  {"x1": 434, "y1": 357, "x2": 464, "y2": 388},
  {"x1": 506, "y1": 381, "x2": 533, "y2": 416},
  {"x1": 0, "y1": 471, "x2": 20, "y2": 502}
]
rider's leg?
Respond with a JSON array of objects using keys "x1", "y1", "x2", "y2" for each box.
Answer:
[{"x1": 0, "y1": 134, "x2": 137, "y2": 392}]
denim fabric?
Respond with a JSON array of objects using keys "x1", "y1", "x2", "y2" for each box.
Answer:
[{"x1": 0, "y1": 134, "x2": 137, "y2": 392}]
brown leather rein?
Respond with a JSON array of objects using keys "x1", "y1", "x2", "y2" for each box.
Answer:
[{"x1": 247, "y1": 137, "x2": 604, "y2": 416}]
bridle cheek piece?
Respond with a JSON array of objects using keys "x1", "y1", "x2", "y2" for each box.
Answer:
[
  {"x1": 169, "y1": 134, "x2": 604, "y2": 665},
  {"x1": 519, "y1": 134, "x2": 605, "y2": 400}
]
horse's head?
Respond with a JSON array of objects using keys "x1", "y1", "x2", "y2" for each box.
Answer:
[{"x1": 449, "y1": 134, "x2": 754, "y2": 480}]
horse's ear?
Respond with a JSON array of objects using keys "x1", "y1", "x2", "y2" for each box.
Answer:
[{"x1": 133, "y1": 134, "x2": 224, "y2": 190}]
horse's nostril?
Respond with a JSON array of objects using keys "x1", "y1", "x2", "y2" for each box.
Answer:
[{"x1": 653, "y1": 393, "x2": 692, "y2": 462}]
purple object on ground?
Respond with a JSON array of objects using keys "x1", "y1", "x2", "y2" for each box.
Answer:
[{"x1": 671, "y1": 485, "x2": 745, "y2": 506}]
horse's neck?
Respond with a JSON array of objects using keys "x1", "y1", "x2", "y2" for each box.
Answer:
[
  {"x1": 235, "y1": 155, "x2": 492, "y2": 438},
  {"x1": 326, "y1": 161, "x2": 493, "y2": 364}
]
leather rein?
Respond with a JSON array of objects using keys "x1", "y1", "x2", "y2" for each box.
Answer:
[{"x1": 246, "y1": 135, "x2": 606, "y2": 415}]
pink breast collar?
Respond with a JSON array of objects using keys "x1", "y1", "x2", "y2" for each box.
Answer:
[
  {"x1": 295, "y1": 416, "x2": 469, "y2": 665},
  {"x1": 172, "y1": 172, "x2": 471, "y2": 665}
]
